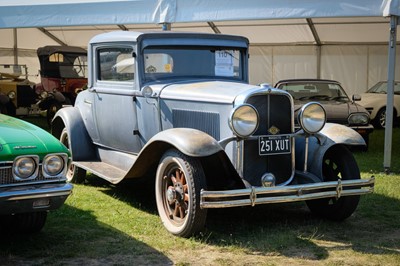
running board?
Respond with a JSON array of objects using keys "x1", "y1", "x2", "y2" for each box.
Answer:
[{"x1": 74, "y1": 161, "x2": 127, "y2": 184}]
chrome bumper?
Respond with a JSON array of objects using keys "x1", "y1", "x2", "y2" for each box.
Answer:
[
  {"x1": 200, "y1": 177, "x2": 374, "y2": 209},
  {"x1": 0, "y1": 183, "x2": 73, "y2": 214}
]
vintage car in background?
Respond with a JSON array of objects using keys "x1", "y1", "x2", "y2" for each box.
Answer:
[
  {"x1": 51, "y1": 31, "x2": 374, "y2": 237},
  {"x1": 36, "y1": 46, "x2": 88, "y2": 124},
  {"x1": 0, "y1": 64, "x2": 40, "y2": 116},
  {"x1": 0, "y1": 114, "x2": 72, "y2": 233},
  {"x1": 275, "y1": 79, "x2": 374, "y2": 147},
  {"x1": 359, "y1": 81, "x2": 400, "y2": 128}
]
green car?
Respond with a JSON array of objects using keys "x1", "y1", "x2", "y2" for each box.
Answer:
[{"x1": 0, "y1": 114, "x2": 72, "y2": 233}]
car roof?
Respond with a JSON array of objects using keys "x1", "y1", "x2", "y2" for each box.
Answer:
[
  {"x1": 37, "y1": 45, "x2": 87, "y2": 56},
  {"x1": 89, "y1": 31, "x2": 249, "y2": 47}
]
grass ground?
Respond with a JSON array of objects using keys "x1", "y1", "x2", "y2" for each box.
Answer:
[{"x1": 1, "y1": 118, "x2": 399, "y2": 265}]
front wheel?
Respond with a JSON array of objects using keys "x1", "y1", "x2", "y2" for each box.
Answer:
[
  {"x1": 60, "y1": 128, "x2": 86, "y2": 183},
  {"x1": 306, "y1": 145, "x2": 361, "y2": 221},
  {"x1": 374, "y1": 107, "x2": 386, "y2": 128},
  {"x1": 155, "y1": 149, "x2": 207, "y2": 237},
  {"x1": 14, "y1": 212, "x2": 47, "y2": 233}
]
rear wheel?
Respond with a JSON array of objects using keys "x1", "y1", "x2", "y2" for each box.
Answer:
[
  {"x1": 60, "y1": 128, "x2": 86, "y2": 183},
  {"x1": 306, "y1": 145, "x2": 360, "y2": 221},
  {"x1": 155, "y1": 149, "x2": 207, "y2": 237}
]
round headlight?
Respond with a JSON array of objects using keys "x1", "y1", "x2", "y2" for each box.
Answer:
[
  {"x1": 13, "y1": 157, "x2": 36, "y2": 179},
  {"x1": 43, "y1": 155, "x2": 64, "y2": 176},
  {"x1": 348, "y1": 113, "x2": 369, "y2": 125},
  {"x1": 7, "y1": 91, "x2": 16, "y2": 99},
  {"x1": 40, "y1": 91, "x2": 48, "y2": 99},
  {"x1": 298, "y1": 102, "x2": 326, "y2": 134},
  {"x1": 229, "y1": 104, "x2": 259, "y2": 138}
]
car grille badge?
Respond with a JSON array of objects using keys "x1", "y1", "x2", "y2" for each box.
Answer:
[{"x1": 268, "y1": 126, "x2": 280, "y2": 135}]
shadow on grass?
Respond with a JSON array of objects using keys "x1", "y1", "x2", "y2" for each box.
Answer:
[
  {"x1": 84, "y1": 173, "x2": 400, "y2": 262},
  {"x1": 0, "y1": 204, "x2": 172, "y2": 265}
]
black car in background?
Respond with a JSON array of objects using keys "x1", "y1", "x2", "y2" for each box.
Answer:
[{"x1": 275, "y1": 79, "x2": 373, "y2": 147}]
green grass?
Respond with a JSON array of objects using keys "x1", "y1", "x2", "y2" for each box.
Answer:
[{"x1": 1, "y1": 118, "x2": 399, "y2": 265}]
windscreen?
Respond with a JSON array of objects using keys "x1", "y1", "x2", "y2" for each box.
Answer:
[
  {"x1": 278, "y1": 82, "x2": 349, "y2": 102},
  {"x1": 143, "y1": 46, "x2": 244, "y2": 82}
]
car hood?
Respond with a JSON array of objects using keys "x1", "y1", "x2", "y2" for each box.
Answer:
[
  {"x1": 359, "y1": 92, "x2": 385, "y2": 106},
  {"x1": 149, "y1": 80, "x2": 257, "y2": 104},
  {"x1": 293, "y1": 100, "x2": 363, "y2": 122},
  {"x1": 0, "y1": 114, "x2": 68, "y2": 160}
]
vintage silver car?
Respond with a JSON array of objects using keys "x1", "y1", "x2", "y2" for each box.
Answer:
[{"x1": 51, "y1": 31, "x2": 374, "y2": 237}]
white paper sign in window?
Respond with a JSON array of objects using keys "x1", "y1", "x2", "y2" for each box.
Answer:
[{"x1": 215, "y1": 50, "x2": 234, "y2": 77}]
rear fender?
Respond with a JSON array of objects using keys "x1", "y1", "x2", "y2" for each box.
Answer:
[
  {"x1": 295, "y1": 123, "x2": 364, "y2": 180},
  {"x1": 51, "y1": 106, "x2": 95, "y2": 161}
]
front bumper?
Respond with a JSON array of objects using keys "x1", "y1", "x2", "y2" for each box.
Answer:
[
  {"x1": 200, "y1": 177, "x2": 374, "y2": 208},
  {"x1": 351, "y1": 124, "x2": 374, "y2": 137},
  {"x1": 0, "y1": 182, "x2": 73, "y2": 214}
]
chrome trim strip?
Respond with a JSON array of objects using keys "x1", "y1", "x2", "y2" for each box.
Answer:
[{"x1": 200, "y1": 177, "x2": 374, "y2": 208}]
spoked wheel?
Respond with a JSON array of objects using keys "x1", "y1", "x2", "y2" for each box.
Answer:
[
  {"x1": 60, "y1": 128, "x2": 86, "y2": 183},
  {"x1": 306, "y1": 145, "x2": 361, "y2": 221},
  {"x1": 374, "y1": 107, "x2": 386, "y2": 128},
  {"x1": 156, "y1": 149, "x2": 207, "y2": 237}
]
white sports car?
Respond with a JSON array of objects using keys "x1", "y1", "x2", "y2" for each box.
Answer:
[{"x1": 359, "y1": 81, "x2": 400, "y2": 128}]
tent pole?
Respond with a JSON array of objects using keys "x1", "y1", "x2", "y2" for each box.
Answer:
[
  {"x1": 383, "y1": 15, "x2": 398, "y2": 174},
  {"x1": 13, "y1": 28, "x2": 18, "y2": 65}
]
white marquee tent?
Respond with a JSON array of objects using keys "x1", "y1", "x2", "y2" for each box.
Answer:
[{"x1": 0, "y1": 0, "x2": 399, "y2": 170}]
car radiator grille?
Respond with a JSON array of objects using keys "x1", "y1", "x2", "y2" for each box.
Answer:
[
  {"x1": 172, "y1": 109, "x2": 220, "y2": 140},
  {"x1": 0, "y1": 165, "x2": 47, "y2": 186},
  {"x1": 243, "y1": 94, "x2": 293, "y2": 186},
  {"x1": 17, "y1": 85, "x2": 36, "y2": 107}
]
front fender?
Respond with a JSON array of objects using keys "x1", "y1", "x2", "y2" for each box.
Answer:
[
  {"x1": 295, "y1": 123, "x2": 365, "y2": 180},
  {"x1": 127, "y1": 128, "x2": 223, "y2": 177},
  {"x1": 146, "y1": 128, "x2": 223, "y2": 157},
  {"x1": 51, "y1": 106, "x2": 95, "y2": 161}
]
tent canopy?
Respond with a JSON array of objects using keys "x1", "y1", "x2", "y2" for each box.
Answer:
[{"x1": 0, "y1": 0, "x2": 399, "y2": 29}]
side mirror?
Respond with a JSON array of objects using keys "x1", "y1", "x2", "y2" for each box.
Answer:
[{"x1": 352, "y1": 94, "x2": 361, "y2": 102}]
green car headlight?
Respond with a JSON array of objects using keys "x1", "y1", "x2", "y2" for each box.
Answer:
[
  {"x1": 229, "y1": 104, "x2": 259, "y2": 138},
  {"x1": 348, "y1": 113, "x2": 369, "y2": 125},
  {"x1": 43, "y1": 154, "x2": 67, "y2": 177},
  {"x1": 298, "y1": 102, "x2": 326, "y2": 134},
  {"x1": 13, "y1": 156, "x2": 38, "y2": 180}
]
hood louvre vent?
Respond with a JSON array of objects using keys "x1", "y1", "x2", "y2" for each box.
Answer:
[{"x1": 172, "y1": 109, "x2": 220, "y2": 140}]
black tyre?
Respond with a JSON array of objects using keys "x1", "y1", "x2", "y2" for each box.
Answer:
[
  {"x1": 47, "y1": 101, "x2": 62, "y2": 126},
  {"x1": 15, "y1": 212, "x2": 47, "y2": 233},
  {"x1": 155, "y1": 149, "x2": 207, "y2": 237},
  {"x1": 60, "y1": 128, "x2": 86, "y2": 183},
  {"x1": 306, "y1": 145, "x2": 360, "y2": 221},
  {"x1": 0, "y1": 102, "x2": 16, "y2": 116}
]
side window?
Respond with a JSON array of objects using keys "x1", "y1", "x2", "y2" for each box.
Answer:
[{"x1": 98, "y1": 47, "x2": 135, "y2": 82}]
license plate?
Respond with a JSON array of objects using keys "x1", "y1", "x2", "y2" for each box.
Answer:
[{"x1": 259, "y1": 135, "x2": 291, "y2": 155}]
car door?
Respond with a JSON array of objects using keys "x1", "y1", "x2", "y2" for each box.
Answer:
[{"x1": 90, "y1": 45, "x2": 142, "y2": 154}]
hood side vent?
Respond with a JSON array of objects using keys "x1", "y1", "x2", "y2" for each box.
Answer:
[{"x1": 172, "y1": 109, "x2": 220, "y2": 140}]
